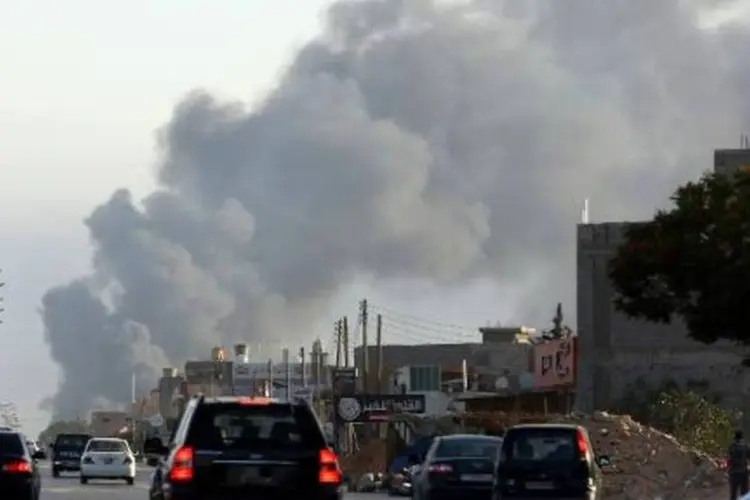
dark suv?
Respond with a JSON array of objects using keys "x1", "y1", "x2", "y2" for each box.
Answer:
[
  {"x1": 51, "y1": 433, "x2": 92, "y2": 477},
  {"x1": 145, "y1": 395, "x2": 343, "y2": 500},
  {"x1": 494, "y1": 423, "x2": 608, "y2": 499},
  {"x1": 0, "y1": 430, "x2": 43, "y2": 500}
]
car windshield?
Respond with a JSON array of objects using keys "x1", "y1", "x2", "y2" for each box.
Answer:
[
  {"x1": 188, "y1": 402, "x2": 325, "y2": 450},
  {"x1": 504, "y1": 428, "x2": 579, "y2": 462},
  {"x1": 435, "y1": 438, "x2": 502, "y2": 458},
  {"x1": 87, "y1": 440, "x2": 128, "y2": 452}
]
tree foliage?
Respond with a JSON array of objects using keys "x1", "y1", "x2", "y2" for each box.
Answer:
[
  {"x1": 609, "y1": 168, "x2": 750, "y2": 345},
  {"x1": 646, "y1": 389, "x2": 738, "y2": 457},
  {"x1": 542, "y1": 302, "x2": 573, "y2": 340}
]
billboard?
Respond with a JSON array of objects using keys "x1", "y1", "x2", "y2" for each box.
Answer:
[
  {"x1": 532, "y1": 337, "x2": 577, "y2": 389},
  {"x1": 333, "y1": 394, "x2": 426, "y2": 423}
]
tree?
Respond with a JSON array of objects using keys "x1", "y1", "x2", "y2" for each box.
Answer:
[
  {"x1": 541, "y1": 302, "x2": 573, "y2": 340},
  {"x1": 609, "y1": 168, "x2": 750, "y2": 346},
  {"x1": 0, "y1": 402, "x2": 20, "y2": 428}
]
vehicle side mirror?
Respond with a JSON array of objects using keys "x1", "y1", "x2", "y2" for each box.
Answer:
[
  {"x1": 595, "y1": 455, "x2": 611, "y2": 467},
  {"x1": 32, "y1": 450, "x2": 45, "y2": 460}
]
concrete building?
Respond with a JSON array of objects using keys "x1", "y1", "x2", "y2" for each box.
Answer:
[
  {"x1": 575, "y1": 148, "x2": 749, "y2": 412},
  {"x1": 90, "y1": 410, "x2": 130, "y2": 436},
  {"x1": 353, "y1": 325, "x2": 534, "y2": 394}
]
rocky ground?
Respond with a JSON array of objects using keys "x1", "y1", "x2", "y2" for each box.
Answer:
[{"x1": 340, "y1": 410, "x2": 729, "y2": 500}]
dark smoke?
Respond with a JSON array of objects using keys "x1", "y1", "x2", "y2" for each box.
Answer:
[{"x1": 41, "y1": 0, "x2": 750, "y2": 417}]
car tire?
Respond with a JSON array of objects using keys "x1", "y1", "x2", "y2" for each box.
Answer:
[
  {"x1": 80, "y1": 476, "x2": 88, "y2": 485},
  {"x1": 126, "y1": 477, "x2": 134, "y2": 485}
]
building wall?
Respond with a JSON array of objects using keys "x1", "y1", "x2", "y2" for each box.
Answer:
[
  {"x1": 576, "y1": 222, "x2": 743, "y2": 412},
  {"x1": 90, "y1": 411, "x2": 129, "y2": 437}
]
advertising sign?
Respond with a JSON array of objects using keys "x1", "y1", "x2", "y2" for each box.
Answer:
[
  {"x1": 334, "y1": 394, "x2": 426, "y2": 423},
  {"x1": 532, "y1": 337, "x2": 577, "y2": 389},
  {"x1": 332, "y1": 368, "x2": 357, "y2": 396}
]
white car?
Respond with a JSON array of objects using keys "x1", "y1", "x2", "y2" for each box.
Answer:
[{"x1": 79, "y1": 437, "x2": 136, "y2": 485}]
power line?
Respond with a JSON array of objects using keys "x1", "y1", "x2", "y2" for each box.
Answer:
[
  {"x1": 380, "y1": 320, "x2": 479, "y2": 344},
  {"x1": 369, "y1": 304, "x2": 478, "y2": 334}
]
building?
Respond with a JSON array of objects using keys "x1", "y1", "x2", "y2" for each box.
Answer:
[
  {"x1": 575, "y1": 148, "x2": 749, "y2": 412},
  {"x1": 353, "y1": 325, "x2": 535, "y2": 394},
  {"x1": 90, "y1": 410, "x2": 130, "y2": 437}
]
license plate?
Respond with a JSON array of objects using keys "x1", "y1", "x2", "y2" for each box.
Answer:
[
  {"x1": 227, "y1": 466, "x2": 267, "y2": 485},
  {"x1": 525, "y1": 481, "x2": 554, "y2": 490},
  {"x1": 460, "y1": 473, "x2": 492, "y2": 482}
]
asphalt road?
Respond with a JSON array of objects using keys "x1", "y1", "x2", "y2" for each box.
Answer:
[{"x1": 38, "y1": 461, "x2": 389, "y2": 500}]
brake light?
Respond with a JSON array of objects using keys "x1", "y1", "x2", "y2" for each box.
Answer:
[
  {"x1": 238, "y1": 397, "x2": 272, "y2": 405},
  {"x1": 576, "y1": 429, "x2": 589, "y2": 458},
  {"x1": 318, "y1": 448, "x2": 342, "y2": 484},
  {"x1": 82, "y1": 456, "x2": 95, "y2": 464},
  {"x1": 3, "y1": 460, "x2": 31, "y2": 473},
  {"x1": 428, "y1": 463, "x2": 453, "y2": 473},
  {"x1": 168, "y1": 446, "x2": 193, "y2": 482},
  {"x1": 123, "y1": 456, "x2": 133, "y2": 465}
]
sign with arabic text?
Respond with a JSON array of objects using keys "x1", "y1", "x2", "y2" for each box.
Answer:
[
  {"x1": 532, "y1": 337, "x2": 577, "y2": 389},
  {"x1": 334, "y1": 394, "x2": 426, "y2": 423}
]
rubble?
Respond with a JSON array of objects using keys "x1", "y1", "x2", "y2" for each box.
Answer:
[{"x1": 345, "y1": 410, "x2": 729, "y2": 499}]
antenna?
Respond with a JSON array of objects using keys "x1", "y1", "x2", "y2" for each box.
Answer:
[{"x1": 581, "y1": 198, "x2": 590, "y2": 224}]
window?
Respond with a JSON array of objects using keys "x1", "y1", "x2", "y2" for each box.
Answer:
[
  {"x1": 435, "y1": 438, "x2": 502, "y2": 459},
  {"x1": 0, "y1": 433, "x2": 24, "y2": 456},
  {"x1": 188, "y1": 403, "x2": 324, "y2": 450},
  {"x1": 409, "y1": 365, "x2": 441, "y2": 391},
  {"x1": 504, "y1": 429, "x2": 578, "y2": 462},
  {"x1": 86, "y1": 440, "x2": 128, "y2": 452}
]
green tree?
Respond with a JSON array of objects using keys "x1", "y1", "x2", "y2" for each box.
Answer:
[
  {"x1": 647, "y1": 389, "x2": 738, "y2": 456},
  {"x1": 609, "y1": 168, "x2": 750, "y2": 346}
]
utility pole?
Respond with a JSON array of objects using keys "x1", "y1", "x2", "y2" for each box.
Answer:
[
  {"x1": 300, "y1": 346, "x2": 306, "y2": 388},
  {"x1": 360, "y1": 299, "x2": 369, "y2": 393},
  {"x1": 343, "y1": 317, "x2": 349, "y2": 368},
  {"x1": 283, "y1": 348, "x2": 291, "y2": 400},
  {"x1": 376, "y1": 314, "x2": 383, "y2": 392},
  {"x1": 266, "y1": 358, "x2": 273, "y2": 397},
  {"x1": 335, "y1": 319, "x2": 342, "y2": 368}
]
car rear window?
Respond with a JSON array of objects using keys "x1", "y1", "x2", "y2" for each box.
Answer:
[
  {"x1": 435, "y1": 438, "x2": 503, "y2": 459},
  {"x1": 503, "y1": 428, "x2": 579, "y2": 462},
  {"x1": 87, "y1": 440, "x2": 128, "y2": 452},
  {"x1": 55, "y1": 434, "x2": 91, "y2": 449},
  {"x1": 0, "y1": 433, "x2": 24, "y2": 456},
  {"x1": 188, "y1": 402, "x2": 325, "y2": 450}
]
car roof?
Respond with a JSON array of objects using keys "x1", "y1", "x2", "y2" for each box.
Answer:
[
  {"x1": 509, "y1": 423, "x2": 581, "y2": 430},
  {"x1": 438, "y1": 434, "x2": 503, "y2": 441},
  {"x1": 198, "y1": 396, "x2": 305, "y2": 406}
]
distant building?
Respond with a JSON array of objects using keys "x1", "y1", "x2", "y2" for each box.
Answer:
[
  {"x1": 90, "y1": 410, "x2": 129, "y2": 437},
  {"x1": 575, "y1": 147, "x2": 749, "y2": 412}
]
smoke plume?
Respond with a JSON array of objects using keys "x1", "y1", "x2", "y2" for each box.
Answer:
[{"x1": 41, "y1": 0, "x2": 750, "y2": 417}]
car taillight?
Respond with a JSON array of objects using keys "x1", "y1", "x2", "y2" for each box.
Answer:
[
  {"x1": 427, "y1": 463, "x2": 453, "y2": 474},
  {"x1": 576, "y1": 429, "x2": 589, "y2": 458},
  {"x1": 123, "y1": 456, "x2": 133, "y2": 465},
  {"x1": 3, "y1": 460, "x2": 31, "y2": 473},
  {"x1": 319, "y1": 448, "x2": 342, "y2": 484},
  {"x1": 168, "y1": 446, "x2": 193, "y2": 482},
  {"x1": 82, "y1": 456, "x2": 94, "y2": 464}
]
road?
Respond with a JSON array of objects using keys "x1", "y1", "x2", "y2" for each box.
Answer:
[{"x1": 38, "y1": 461, "x2": 389, "y2": 500}]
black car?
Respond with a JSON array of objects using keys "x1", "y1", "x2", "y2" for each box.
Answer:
[
  {"x1": 0, "y1": 430, "x2": 44, "y2": 500},
  {"x1": 412, "y1": 434, "x2": 504, "y2": 500},
  {"x1": 145, "y1": 394, "x2": 344, "y2": 500},
  {"x1": 51, "y1": 433, "x2": 92, "y2": 477},
  {"x1": 494, "y1": 423, "x2": 608, "y2": 499}
]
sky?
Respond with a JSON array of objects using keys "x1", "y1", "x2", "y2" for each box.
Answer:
[
  {"x1": 0, "y1": 0, "x2": 520, "y2": 435},
  {"x1": 2, "y1": 0, "x2": 750, "y2": 435}
]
